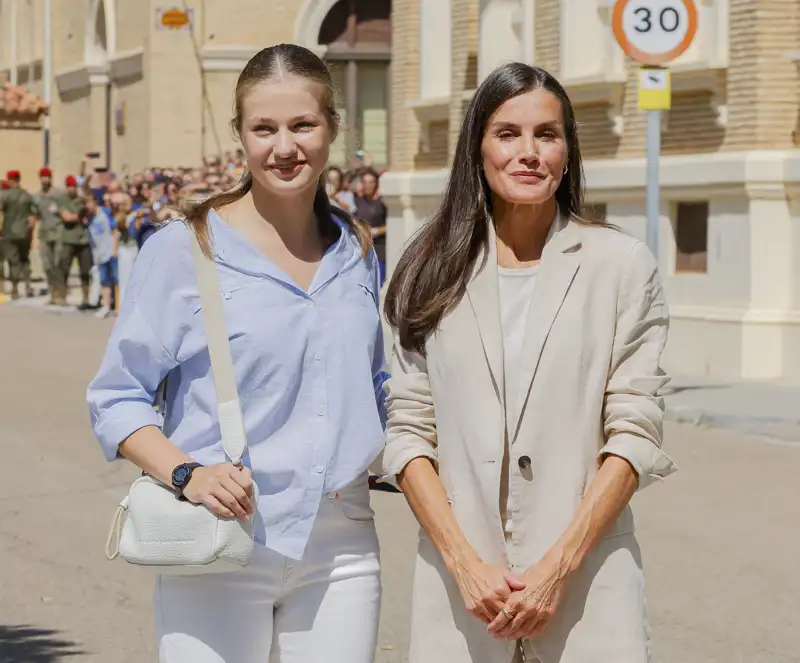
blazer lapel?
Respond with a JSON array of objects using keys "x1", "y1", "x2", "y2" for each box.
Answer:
[
  {"x1": 466, "y1": 223, "x2": 505, "y2": 407},
  {"x1": 510, "y1": 220, "x2": 583, "y2": 442}
]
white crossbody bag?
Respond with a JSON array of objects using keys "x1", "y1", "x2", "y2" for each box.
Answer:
[{"x1": 104, "y1": 228, "x2": 258, "y2": 574}]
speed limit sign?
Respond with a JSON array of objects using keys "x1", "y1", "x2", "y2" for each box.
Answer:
[{"x1": 612, "y1": 0, "x2": 698, "y2": 65}]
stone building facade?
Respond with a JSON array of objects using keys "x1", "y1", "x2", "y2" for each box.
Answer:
[
  {"x1": 3, "y1": 0, "x2": 799, "y2": 381},
  {"x1": 0, "y1": 0, "x2": 391, "y2": 178},
  {"x1": 384, "y1": 0, "x2": 800, "y2": 382}
]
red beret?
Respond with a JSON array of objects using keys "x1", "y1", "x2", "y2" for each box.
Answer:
[
  {"x1": 39, "y1": 167, "x2": 52, "y2": 177},
  {"x1": 65, "y1": 175, "x2": 78, "y2": 187},
  {"x1": 6, "y1": 170, "x2": 20, "y2": 180}
]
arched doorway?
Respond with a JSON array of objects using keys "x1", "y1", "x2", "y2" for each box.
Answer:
[{"x1": 317, "y1": 0, "x2": 391, "y2": 170}]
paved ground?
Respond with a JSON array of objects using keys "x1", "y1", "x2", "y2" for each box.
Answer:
[
  {"x1": 663, "y1": 376, "x2": 800, "y2": 443},
  {"x1": 0, "y1": 304, "x2": 798, "y2": 663}
]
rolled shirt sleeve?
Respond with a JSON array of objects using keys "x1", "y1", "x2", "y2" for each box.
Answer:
[
  {"x1": 600, "y1": 241, "x2": 677, "y2": 490},
  {"x1": 86, "y1": 225, "x2": 183, "y2": 461},
  {"x1": 382, "y1": 329, "x2": 438, "y2": 484}
]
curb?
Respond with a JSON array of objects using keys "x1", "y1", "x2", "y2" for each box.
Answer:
[
  {"x1": 1, "y1": 294, "x2": 98, "y2": 317},
  {"x1": 665, "y1": 405, "x2": 800, "y2": 444}
]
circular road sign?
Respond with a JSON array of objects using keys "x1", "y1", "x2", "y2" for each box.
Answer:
[{"x1": 612, "y1": 0, "x2": 698, "y2": 66}]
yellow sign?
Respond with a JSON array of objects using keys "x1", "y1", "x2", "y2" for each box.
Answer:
[
  {"x1": 638, "y1": 67, "x2": 671, "y2": 110},
  {"x1": 159, "y1": 8, "x2": 191, "y2": 30}
]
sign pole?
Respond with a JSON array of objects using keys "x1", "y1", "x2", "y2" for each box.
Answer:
[
  {"x1": 612, "y1": 0, "x2": 697, "y2": 263},
  {"x1": 645, "y1": 108, "x2": 661, "y2": 259},
  {"x1": 637, "y1": 65, "x2": 670, "y2": 259}
]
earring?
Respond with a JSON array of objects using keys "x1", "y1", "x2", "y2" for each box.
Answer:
[{"x1": 563, "y1": 165, "x2": 569, "y2": 175}]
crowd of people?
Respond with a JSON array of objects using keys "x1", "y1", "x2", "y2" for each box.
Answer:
[{"x1": 0, "y1": 151, "x2": 386, "y2": 317}]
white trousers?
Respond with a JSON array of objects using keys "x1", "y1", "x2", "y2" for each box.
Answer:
[
  {"x1": 116, "y1": 244, "x2": 138, "y2": 306},
  {"x1": 155, "y1": 479, "x2": 382, "y2": 663}
]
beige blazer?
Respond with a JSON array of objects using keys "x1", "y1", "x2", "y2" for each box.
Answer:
[{"x1": 383, "y1": 218, "x2": 677, "y2": 663}]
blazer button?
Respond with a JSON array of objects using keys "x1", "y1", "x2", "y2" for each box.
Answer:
[{"x1": 518, "y1": 455, "x2": 532, "y2": 470}]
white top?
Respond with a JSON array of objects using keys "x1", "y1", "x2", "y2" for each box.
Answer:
[
  {"x1": 498, "y1": 263, "x2": 539, "y2": 431},
  {"x1": 498, "y1": 263, "x2": 539, "y2": 535},
  {"x1": 496, "y1": 213, "x2": 563, "y2": 534}
]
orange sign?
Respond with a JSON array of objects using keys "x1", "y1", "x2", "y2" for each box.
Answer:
[
  {"x1": 160, "y1": 8, "x2": 191, "y2": 30},
  {"x1": 612, "y1": 0, "x2": 697, "y2": 66}
]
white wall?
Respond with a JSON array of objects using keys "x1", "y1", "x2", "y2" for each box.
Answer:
[
  {"x1": 478, "y1": 0, "x2": 523, "y2": 82},
  {"x1": 381, "y1": 151, "x2": 800, "y2": 382},
  {"x1": 419, "y1": 0, "x2": 452, "y2": 99}
]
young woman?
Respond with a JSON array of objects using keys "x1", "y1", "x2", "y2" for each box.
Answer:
[
  {"x1": 382, "y1": 63, "x2": 676, "y2": 663},
  {"x1": 87, "y1": 43, "x2": 388, "y2": 663}
]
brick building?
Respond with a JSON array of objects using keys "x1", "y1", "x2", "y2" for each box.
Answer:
[
  {"x1": 0, "y1": 0, "x2": 391, "y2": 177},
  {"x1": 383, "y1": 0, "x2": 800, "y2": 382}
]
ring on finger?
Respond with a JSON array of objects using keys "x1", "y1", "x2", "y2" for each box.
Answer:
[{"x1": 501, "y1": 608, "x2": 515, "y2": 619}]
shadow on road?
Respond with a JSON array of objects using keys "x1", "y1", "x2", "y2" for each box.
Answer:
[
  {"x1": 0, "y1": 625, "x2": 83, "y2": 662},
  {"x1": 661, "y1": 383, "x2": 730, "y2": 395}
]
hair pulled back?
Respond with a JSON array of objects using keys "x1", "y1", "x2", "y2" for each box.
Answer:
[{"x1": 181, "y1": 43, "x2": 372, "y2": 257}]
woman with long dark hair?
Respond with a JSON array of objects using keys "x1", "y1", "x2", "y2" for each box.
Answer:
[
  {"x1": 87, "y1": 44, "x2": 387, "y2": 662},
  {"x1": 383, "y1": 62, "x2": 676, "y2": 663}
]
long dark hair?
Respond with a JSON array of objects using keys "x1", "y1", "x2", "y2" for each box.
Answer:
[
  {"x1": 384, "y1": 63, "x2": 590, "y2": 354},
  {"x1": 180, "y1": 43, "x2": 372, "y2": 257}
]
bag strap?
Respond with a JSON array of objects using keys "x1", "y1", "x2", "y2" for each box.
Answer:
[{"x1": 189, "y1": 227, "x2": 248, "y2": 465}]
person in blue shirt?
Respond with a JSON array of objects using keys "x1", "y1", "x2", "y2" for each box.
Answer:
[
  {"x1": 86, "y1": 43, "x2": 389, "y2": 663},
  {"x1": 86, "y1": 195, "x2": 117, "y2": 318}
]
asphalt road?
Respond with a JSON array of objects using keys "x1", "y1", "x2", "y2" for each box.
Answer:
[{"x1": 0, "y1": 304, "x2": 797, "y2": 662}]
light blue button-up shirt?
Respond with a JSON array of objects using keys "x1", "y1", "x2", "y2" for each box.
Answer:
[{"x1": 87, "y1": 210, "x2": 389, "y2": 560}]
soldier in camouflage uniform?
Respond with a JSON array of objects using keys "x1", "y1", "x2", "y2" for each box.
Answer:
[
  {"x1": 32, "y1": 167, "x2": 65, "y2": 305},
  {"x1": 57, "y1": 175, "x2": 90, "y2": 308},
  {"x1": 0, "y1": 171, "x2": 37, "y2": 300}
]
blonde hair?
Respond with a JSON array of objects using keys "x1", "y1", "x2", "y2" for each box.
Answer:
[{"x1": 180, "y1": 43, "x2": 373, "y2": 257}]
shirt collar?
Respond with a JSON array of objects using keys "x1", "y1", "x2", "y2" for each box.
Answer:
[{"x1": 207, "y1": 208, "x2": 355, "y2": 296}]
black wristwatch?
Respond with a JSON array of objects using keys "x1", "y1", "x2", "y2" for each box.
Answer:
[{"x1": 171, "y1": 462, "x2": 204, "y2": 500}]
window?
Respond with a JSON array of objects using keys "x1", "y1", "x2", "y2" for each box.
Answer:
[{"x1": 674, "y1": 202, "x2": 708, "y2": 273}]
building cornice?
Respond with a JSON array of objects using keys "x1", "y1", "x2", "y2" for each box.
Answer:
[
  {"x1": 109, "y1": 48, "x2": 144, "y2": 82},
  {"x1": 561, "y1": 73, "x2": 627, "y2": 137},
  {"x1": 55, "y1": 62, "x2": 110, "y2": 94},
  {"x1": 201, "y1": 46, "x2": 258, "y2": 72},
  {"x1": 407, "y1": 96, "x2": 451, "y2": 124},
  {"x1": 381, "y1": 151, "x2": 800, "y2": 202}
]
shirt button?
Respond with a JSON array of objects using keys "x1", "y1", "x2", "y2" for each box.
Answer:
[
  {"x1": 318, "y1": 409, "x2": 325, "y2": 416},
  {"x1": 223, "y1": 292, "x2": 232, "y2": 300},
  {"x1": 305, "y1": 300, "x2": 313, "y2": 308},
  {"x1": 315, "y1": 465, "x2": 324, "y2": 474},
  {"x1": 314, "y1": 353, "x2": 321, "y2": 362}
]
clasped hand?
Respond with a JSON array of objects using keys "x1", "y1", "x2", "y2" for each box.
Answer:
[
  {"x1": 183, "y1": 462, "x2": 255, "y2": 521},
  {"x1": 454, "y1": 555, "x2": 568, "y2": 641}
]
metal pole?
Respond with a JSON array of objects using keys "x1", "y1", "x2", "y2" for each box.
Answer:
[
  {"x1": 43, "y1": 0, "x2": 52, "y2": 165},
  {"x1": 345, "y1": 59, "x2": 358, "y2": 164},
  {"x1": 10, "y1": 0, "x2": 18, "y2": 85},
  {"x1": 645, "y1": 109, "x2": 661, "y2": 261}
]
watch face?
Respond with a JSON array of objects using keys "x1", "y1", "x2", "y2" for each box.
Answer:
[{"x1": 172, "y1": 465, "x2": 191, "y2": 486}]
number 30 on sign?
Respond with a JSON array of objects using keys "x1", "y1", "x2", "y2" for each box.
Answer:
[{"x1": 612, "y1": 0, "x2": 698, "y2": 66}]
